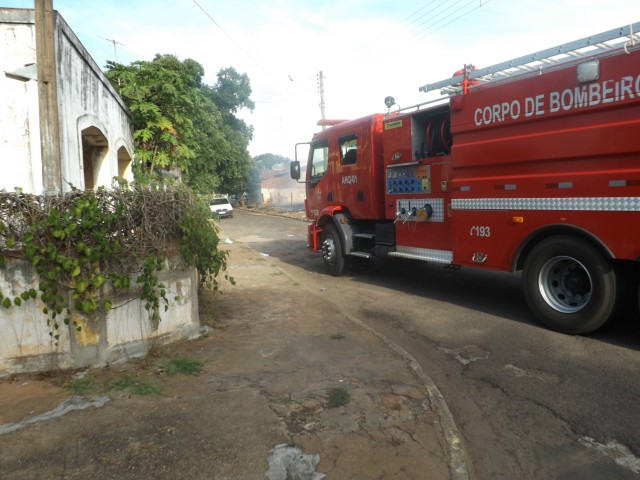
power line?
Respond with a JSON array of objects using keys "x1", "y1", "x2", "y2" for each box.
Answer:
[
  {"x1": 401, "y1": 0, "x2": 464, "y2": 33},
  {"x1": 189, "y1": 1, "x2": 322, "y2": 137},
  {"x1": 190, "y1": 0, "x2": 280, "y2": 83},
  {"x1": 209, "y1": 1, "x2": 491, "y2": 132},
  {"x1": 338, "y1": 0, "x2": 462, "y2": 64},
  {"x1": 346, "y1": 0, "x2": 444, "y2": 59},
  {"x1": 353, "y1": 0, "x2": 492, "y2": 68},
  {"x1": 414, "y1": 0, "x2": 483, "y2": 36},
  {"x1": 260, "y1": 2, "x2": 490, "y2": 120}
]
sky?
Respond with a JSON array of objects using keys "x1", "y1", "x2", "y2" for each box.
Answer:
[{"x1": 3, "y1": 0, "x2": 639, "y2": 159}]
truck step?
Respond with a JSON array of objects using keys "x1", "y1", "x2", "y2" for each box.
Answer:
[
  {"x1": 388, "y1": 247, "x2": 453, "y2": 264},
  {"x1": 353, "y1": 232, "x2": 375, "y2": 240},
  {"x1": 349, "y1": 251, "x2": 372, "y2": 259}
]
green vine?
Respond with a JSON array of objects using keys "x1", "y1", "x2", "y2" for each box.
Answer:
[
  {"x1": 137, "y1": 255, "x2": 169, "y2": 322},
  {"x1": 0, "y1": 182, "x2": 228, "y2": 343},
  {"x1": 179, "y1": 193, "x2": 234, "y2": 289}
]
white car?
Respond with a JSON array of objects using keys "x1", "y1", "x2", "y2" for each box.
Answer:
[{"x1": 209, "y1": 197, "x2": 233, "y2": 218}]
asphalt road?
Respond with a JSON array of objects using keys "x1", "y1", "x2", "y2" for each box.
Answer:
[{"x1": 220, "y1": 208, "x2": 640, "y2": 480}]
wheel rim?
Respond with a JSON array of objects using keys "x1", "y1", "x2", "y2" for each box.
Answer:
[
  {"x1": 538, "y1": 256, "x2": 592, "y2": 313},
  {"x1": 322, "y1": 236, "x2": 337, "y2": 265}
]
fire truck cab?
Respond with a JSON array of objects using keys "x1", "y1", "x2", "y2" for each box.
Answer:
[{"x1": 291, "y1": 23, "x2": 640, "y2": 335}]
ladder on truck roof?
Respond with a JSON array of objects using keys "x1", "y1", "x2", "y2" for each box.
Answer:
[{"x1": 419, "y1": 22, "x2": 640, "y2": 95}]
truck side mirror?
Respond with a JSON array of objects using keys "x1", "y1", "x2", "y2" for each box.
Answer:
[{"x1": 290, "y1": 160, "x2": 301, "y2": 180}]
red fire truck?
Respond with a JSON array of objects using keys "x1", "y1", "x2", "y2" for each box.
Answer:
[{"x1": 290, "y1": 23, "x2": 640, "y2": 334}]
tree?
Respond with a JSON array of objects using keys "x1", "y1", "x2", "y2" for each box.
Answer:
[
  {"x1": 106, "y1": 55, "x2": 199, "y2": 176},
  {"x1": 186, "y1": 67, "x2": 255, "y2": 195},
  {"x1": 106, "y1": 58, "x2": 254, "y2": 194},
  {"x1": 254, "y1": 153, "x2": 291, "y2": 172},
  {"x1": 209, "y1": 67, "x2": 255, "y2": 115}
]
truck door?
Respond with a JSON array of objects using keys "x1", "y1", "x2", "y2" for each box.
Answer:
[
  {"x1": 333, "y1": 130, "x2": 367, "y2": 217},
  {"x1": 305, "y1": 140, "x2": 330, "y2": 220},
  {"x1": 330, "y1": 119, "x2": 385, "y2": 220}
]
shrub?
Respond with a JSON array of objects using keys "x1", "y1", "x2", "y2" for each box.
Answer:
[{"x1": 0, "y1": 181, "x2": 229, "y2": 341}]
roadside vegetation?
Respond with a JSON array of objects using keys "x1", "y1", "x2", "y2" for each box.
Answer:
[
  {"x1": 0, "y1": 184, "x2": 229, "y2": 341},
  {"x1": 68, "y1": 373, "x2": 160, "y2": 397},
  {"x1": 159, "y1": 356, "x2": 206, "y2": 376},
  {"x1": 106, "y1": 56, "x2": 255, "y2": 197},
  {"x1": 66, "y1": 354, "x2": 205, "y2": 396},
  {"x1": 1, "y1": 56, "x2": 255, "y2": 339},
  {"x1": 327, "y1": 387, "x2": 351, "y2": 408}
]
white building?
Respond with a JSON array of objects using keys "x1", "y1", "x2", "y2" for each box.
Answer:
[
  {"x1": 0, "y1": 6, "x2": 199, "y2": 375},
  {"x1": 0, "y1": 6, "x2": 134, "y2": 194},
  {"x1": 260, "y1": 165, "x2": 306, "y2": 209}
]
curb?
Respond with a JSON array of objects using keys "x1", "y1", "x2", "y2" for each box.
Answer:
[
  {"x1": 342, "y1": 312, "x2": 472, "y2": 480},
  {"x1": 237, "y1": 206, "x2": 309, "y2": 222},
  {"x1": 233, "y1": 206, "x2": 472, "y2": 478},
  {"x1": 276, "y1": 263, "x2": 472, "y2": 480}
]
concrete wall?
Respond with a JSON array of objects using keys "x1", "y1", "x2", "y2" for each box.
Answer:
[
  {"x1": 0, "y1": 256, "x2": 200, "y2": 376},
  {"x1": 0, "y1": 8, "x2": 134, "y2": 194}
]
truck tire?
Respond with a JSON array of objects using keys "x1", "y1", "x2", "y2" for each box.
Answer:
[
  {"x1": 522, "y1": 236, "x2": 618, "y2": 334},
  {"x1": 321, "y1": 223, "x2": 346, "y2": 276}
]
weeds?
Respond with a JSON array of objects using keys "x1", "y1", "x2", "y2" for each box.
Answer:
[
  {"x1": 390, "y1": 437, "x2": 404, "y2": 447},
  {"x1": 68, "y1": 376, "x2": 100, "y2": 395},
  {"x1": 160, "y1": 356, "x2": 205, "y2": 375},
  {"x1": 327, "y1": 387, "x2": 350, "y2": 408},
  {"x1": 67, "y1": 373, "x2": 160, "y2": 396},
  {"x1": 107, "y1": 375, "x2": 160, "y2": 395}
]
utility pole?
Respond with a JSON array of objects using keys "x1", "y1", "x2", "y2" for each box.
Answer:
[
  {"x1": 34, "y1": 0, "x2": 62, "y2": 193},
  {"x1": 317, "y1": 70, "x2": 326, "y2": 129}
]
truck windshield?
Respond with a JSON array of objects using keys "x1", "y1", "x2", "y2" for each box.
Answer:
[{"x1": 309, "y1": 142, "x2": 329, "y2": 182}]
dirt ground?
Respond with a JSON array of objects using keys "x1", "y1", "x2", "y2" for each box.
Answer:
[{"x1": 0, "y1": 236, "x2": 454, "y2": 479}]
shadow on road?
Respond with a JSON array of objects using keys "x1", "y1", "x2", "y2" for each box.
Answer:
[{"x1": 227, "y1": 211, "x2": 640, "y2": 353}]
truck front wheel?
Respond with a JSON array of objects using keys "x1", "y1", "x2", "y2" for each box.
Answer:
[
  {"x1": 522, "y1": 236, "x2": 618, "y2": 334},
  {"x1": 321, "y1": 223, "x2": 346, "y2": 276}
]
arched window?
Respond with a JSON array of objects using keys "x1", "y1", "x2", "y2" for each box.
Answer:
[
  {"x1": 117, "y1": 145, "x2": 133, "y2": 180},
  {"x1": 81, "y1": 126, "x2": 108, "y2": 190}
]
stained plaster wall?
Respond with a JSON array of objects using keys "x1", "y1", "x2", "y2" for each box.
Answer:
[
  {"x1": 0, "y1": 8, "x2": 134, "y2": 194},
  {"x1": 0, "y1": 256, "x2": 200, "y2": 376},
  {"x1": 54, "y1": 10, "x2": 134, "y2": 189},
  {"x1": 0, "y1": 8, "x2": 199, "y2": 375},
  {"x1": 0, "y1": 8, "x2": 41, "y2": 193}
]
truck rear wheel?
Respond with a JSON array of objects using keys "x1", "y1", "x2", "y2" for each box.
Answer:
[
  {"x1": 522, "y1": 236, "x2": 618, "y2": 334},
  {"x1": 321, "y1": 223, "x2": 346, "y2": 276}
]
